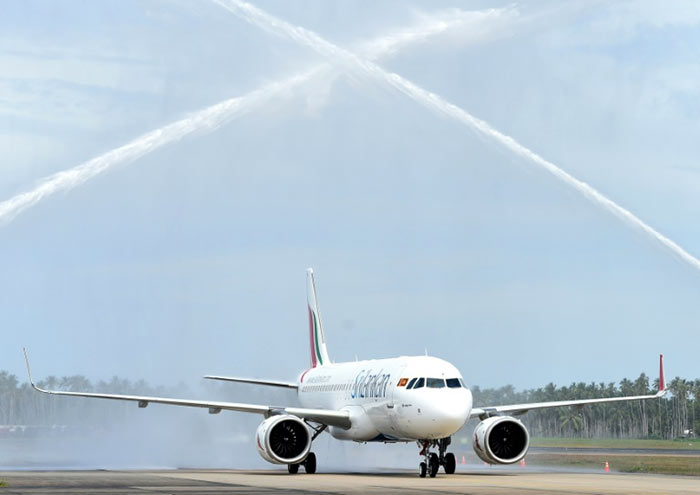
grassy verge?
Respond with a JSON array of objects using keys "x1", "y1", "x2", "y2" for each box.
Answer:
[
  {"x1": 527, "y1": 453, "x2": 700, "y2": 476},
  {"x1": 530, "y1": 437, "x2": 700, "y2": 450}
]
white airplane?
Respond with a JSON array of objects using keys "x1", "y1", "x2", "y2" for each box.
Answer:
[{"x1": 25, "y1": 268, "x2": 666, "y2": 477}]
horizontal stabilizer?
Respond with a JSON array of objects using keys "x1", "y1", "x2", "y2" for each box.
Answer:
[{"x1": 203, "y1": 375, "x2": 298, "y2": 389}]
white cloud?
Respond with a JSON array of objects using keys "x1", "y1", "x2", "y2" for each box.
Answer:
[
  {"x1": 599, "y1": 0, "x2": 700, "y2": 32},
  {"x1": 0, "y1": 40, "x2": 163, "y2": 93}
]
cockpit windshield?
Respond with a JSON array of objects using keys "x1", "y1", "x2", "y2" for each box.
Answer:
[
  {"x1": 446, "y1": 378, "x2": 462, "y2": 388},
  {"x1": 426, "y1": 378, "x2": 445, "y2": 388},
  {"x1": 404, "y1": 377, "x2": 466, "y2": 390}
]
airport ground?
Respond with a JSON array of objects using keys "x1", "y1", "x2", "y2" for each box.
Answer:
[
  {"x1": 525, "y1": 438, "x2": 700, "y2": 476},
  {"x1": 527, "y1": 449, "x2": 700, "y2": 476},
  {"x1": 2, "y1": 468, "x2": 700, "y2": 495},
  {"x1": 2, "y1": 437, "x2": 699, "y2": 493}
]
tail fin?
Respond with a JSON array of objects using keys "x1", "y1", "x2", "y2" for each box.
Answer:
[
  {"x1": 658, "y1": 353, "x2": 665, "y2": 395},
  {"x1": 307, "y1": 268, "x2": 330, "y2": 367}
]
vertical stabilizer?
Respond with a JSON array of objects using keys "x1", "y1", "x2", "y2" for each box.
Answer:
[{"x1": 307, "y1": 268, "x2": 330, "y2": 367}]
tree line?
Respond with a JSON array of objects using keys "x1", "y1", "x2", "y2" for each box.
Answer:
[{"x1": 0, "y1": 370, "x2": 697, "y2": 439}]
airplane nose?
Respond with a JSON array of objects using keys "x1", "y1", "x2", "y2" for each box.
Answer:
[
  {"x1": 417, "y1": 389, "x2": 471, "y2": 437},
  {"x1": 439, "y1": 394, "x2": 470, "y2": 428}
]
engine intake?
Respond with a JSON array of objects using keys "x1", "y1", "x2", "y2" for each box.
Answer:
[
  {"x1": 256, "y1": 415, "x2": 312, "y2": 465},
  {"x1": 473, "y1": 416, "x2": 529, "y2": 464}
]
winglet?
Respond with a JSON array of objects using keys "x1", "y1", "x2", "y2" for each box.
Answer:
[
  {"x1": 23, "y1": 347, "x2": 38, "y2": 390},
  {"x1": 657, "y1": 353, "x2": 666, "y2": 397}
]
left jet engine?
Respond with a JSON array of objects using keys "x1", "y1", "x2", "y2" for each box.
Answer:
[
  {"x1": 255, "y1": 415, "x2": 312, "y2": 465},
  {"x1": 472, "y1": 416, "x2": 529, "y2": 464}
]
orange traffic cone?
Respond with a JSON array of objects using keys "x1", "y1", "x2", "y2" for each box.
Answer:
[
  {"x1": 604, "y1": 461, "x2": 610, "y2": 473},
  {"x1": 461, "y1": 455, "x2": 466, "y2": 465},
  {"x1": 520, "y1": 458, "x2": 526, "y2": 468}
]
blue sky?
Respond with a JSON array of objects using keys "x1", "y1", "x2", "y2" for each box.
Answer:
[{"x1": 2, "y1": 0, "x2": 699, "y2": 391}]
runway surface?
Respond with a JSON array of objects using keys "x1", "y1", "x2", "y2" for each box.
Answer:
[{"x1": 1, "y1": 469, "x2": 699, "y2": 495}]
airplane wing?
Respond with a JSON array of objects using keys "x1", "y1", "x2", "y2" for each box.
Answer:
[
  {"x1": 470, "y1": 354, "x2": 666, "y2": 420},
  {"x1": 23, "y1": 349, "x2": 349, "y2": 429},
  {"x1": 203, "y1": 375, "x2": 298, "y2": 389}
]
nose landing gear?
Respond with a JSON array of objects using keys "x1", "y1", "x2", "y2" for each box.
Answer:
[
  {"x1": 443, "y1": 452, "x2": 456, "y2": 474},
  {"x1": 418, "y1": 461, "x2": 427, "y2": 478},
  {"x1": 417, "y1": 437, "x2": 455, "y2": 477}
]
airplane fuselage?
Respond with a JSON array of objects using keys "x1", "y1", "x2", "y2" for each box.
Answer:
[{"x1": 297, "y1": 355, "x2": 472, "y2": 442}]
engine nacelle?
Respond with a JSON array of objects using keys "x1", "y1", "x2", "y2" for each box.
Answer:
[
  {"x1": 329, "y1": 406, "x2": 379, "y2": 441},
  {"x1": 472, "y1": 416, "x2": 529, "y2": 464},
  {"x1": 255, "y1": 415, "x2": 312, "y2": 465}
]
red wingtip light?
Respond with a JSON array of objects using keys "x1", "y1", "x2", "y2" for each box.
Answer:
[{"x1": 658, "y1": 354, "x2": 665, "y2": 392}]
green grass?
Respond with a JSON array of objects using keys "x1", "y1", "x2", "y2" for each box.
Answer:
[
  {"x1": 530, "y1": 437, "x2": 700, "y2": 450},
  {"x1": 527, "y1": 437, "x2": 700, "y2": 475},
  {"x1": 0, "y1": 481, "x2": 6, "y2": 487},
  {"x1": 527, "y1": 452, "x2": 700, "y2": 476}
]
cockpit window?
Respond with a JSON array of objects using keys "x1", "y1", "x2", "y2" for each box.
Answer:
[
  {"x1": 426, "y1": 378, "x2": 445, "y2": 388},
  {"x1": 459, "y1": 378, "x2": 467, "y2": 388},
  {"x1": 406, "y1": 378, "x2": 417, "y2": 389},
  {"x1": 413, "y1": 377, "x2": 425, "y2": 389},
  {"x1": 446, "y1": 378, "x2": 462, "y2": 388}
]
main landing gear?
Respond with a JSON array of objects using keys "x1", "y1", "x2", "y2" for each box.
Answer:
[
  {"x1": 288, "y1": 422, "x2": 325, "y2": 474},
  {"x1": 417, "y1": 438, "x2": 456, "y2": 478},
  {"x1": 287, "y1": 452, "x2": 317, "y2": 474}
]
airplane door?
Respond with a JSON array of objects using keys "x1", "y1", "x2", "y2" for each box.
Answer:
[
  {"x1": 388, "y1": 365, "x2": 406, "y2": 409},
  {"x1": 386, "y1": 365, "x2": 408, "y2": 436}
]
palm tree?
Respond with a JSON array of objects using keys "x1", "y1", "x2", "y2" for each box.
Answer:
[{"x1": 560, "y1": 408, "x2": 584, "y2": 435}]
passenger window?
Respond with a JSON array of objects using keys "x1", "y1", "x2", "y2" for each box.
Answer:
[
  {"x1": 427, "y1": 378, "x2": 445, "y2": 388},
  {"x1": 413, "y1": 377, "x2": 425, "y2": 389},
  {"x1": 406, "y1": 378, "x2": 417, "y2": 389},
  {"x1": 446, "y1": 378, "x2": 462, "y2": 388}
]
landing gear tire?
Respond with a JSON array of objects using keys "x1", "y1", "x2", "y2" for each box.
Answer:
[
  {"x1": 304, "y1": 452, "x2": 317, "y2": 474},
  {"x1": 418, "y1": 462, "x2": 427, "y2": 478},
  {"x1": 287, "y1": 463, "x2": 299, "y2": 474},
  {"x1": 444, "y1": 453, "x2": 456, "y2": 474},
  {"x1": 428, "y1": 453, "x2": 439, "y2": 478}
]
